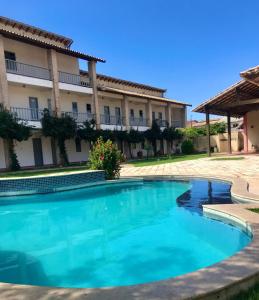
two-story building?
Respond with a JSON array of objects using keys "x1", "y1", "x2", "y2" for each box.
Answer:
[{"x1": 0, "y1": 16, "x2": 189, "y2": 169}]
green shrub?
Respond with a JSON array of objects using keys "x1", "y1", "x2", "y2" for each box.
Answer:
[
  {"x1": 181, "y1": 140, "x2": 194, "y2": 154},
  {"x1": 89, "y1": 137, "x2": 123, "y2": 180}
]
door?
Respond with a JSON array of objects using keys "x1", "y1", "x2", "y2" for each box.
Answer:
[
  {"x1": 115, "y1": 107, "x2": 121, "y2": 125},
  {"x1": 4, "y1": 51, "x2": 16, "y2": 72},
  {"x1": 104, "y1": 106, "x2": 110, "y2": 124},
  {"x1": 33, "y1": 138, "x2": 44, "y2": 167},
  {"x1": 72, "y1": 102, "x2": 78, "y2": 119},
  {"x1": 29, "y1": 97, "x2": 39, "y2": 120}
]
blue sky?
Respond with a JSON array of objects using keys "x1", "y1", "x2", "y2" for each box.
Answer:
[{"x1": 2, "y1": 0, "x2": 259, "y2": 120}]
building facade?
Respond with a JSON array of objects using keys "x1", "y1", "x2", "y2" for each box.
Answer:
[{"x1": 0, "y1": 16, "x2": 188, "y2": 169}]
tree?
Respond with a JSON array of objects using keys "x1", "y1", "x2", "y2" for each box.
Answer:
[
  {"x1": 0, "y1": 107, "x2": 31, "y2": 170},
  {"x1": 162, "y1": 126, "x2": 183, "y2": 154},
  {"x1": 126, "y1": 129, "x2": 144, "y2": 158},
  {"x1": 114, "y1": 130, "x2": 128, "y2": 153},
  {"x1": 77, "y1": 119, "x2": 97, "y2": 149},
  {"x1": 41, "y1": 110, "x2": 77, "y2": 166},
  {"x1": 144, "y1": 121, "x2": 161, "y2": 156}
]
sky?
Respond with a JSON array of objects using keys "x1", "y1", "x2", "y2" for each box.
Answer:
[{"x1": 2, "y1": 0, "x2": 259, "y2": 120}]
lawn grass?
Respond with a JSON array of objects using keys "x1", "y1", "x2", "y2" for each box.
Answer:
[
  {"x1": 230, "y1": 283, "x2": 259, "y2": 300},
  {"x1": 129, "y1": 153, "x2": 207, "y2": 167},
  {"x1": 0, "y1": 165, "x2": 90, "y2": 178},
  {"x1": 248, "y1": 208, "x2": 259, "y2": 214},
  {"x1": 210, "y1": 157, "x2": 245, "y2": 161}
]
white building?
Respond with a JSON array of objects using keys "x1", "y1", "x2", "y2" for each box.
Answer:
[{"x1": 0, "y1": 16, "x2": 189, "y2": 169}]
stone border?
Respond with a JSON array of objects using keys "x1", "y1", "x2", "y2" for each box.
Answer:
[{"x1": 0, "y1": 177, "x2": 258, "y2": 299}]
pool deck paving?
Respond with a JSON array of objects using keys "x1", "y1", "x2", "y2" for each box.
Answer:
[{"x1": 2, "y1": 155, "x2": 259, "y2": 299}]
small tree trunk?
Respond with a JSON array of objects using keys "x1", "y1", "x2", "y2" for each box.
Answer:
[
  {"x1": 128, "y1": 143, "x2": 133, "y2": 159},
  {"x1": 7, "y1": 139, "x2": 20, "y2": 171},
  {"x1": 58, "y1": 138, "x2": 69, "y2": 166},
  {"x1": 152, "y1": 140, "x2": 157, "y2": 156}
]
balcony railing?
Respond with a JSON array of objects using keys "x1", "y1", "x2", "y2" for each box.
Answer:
[
  {"x1": 59, "y1": 71, "x2": 91, "y2": 87},
  {"x1": 172, "y1": 120, "x2": 183, "y2": 128},
  {"x1": 129, "y1": 117, "x2": 148, "y2": 127},
  {"x1": 154, "y1": 119, "x2": 168, "y2": 127},
  {"x1": 61, "y1": 111, "x2": 95, "y2": 123},
  {"x1": 10, "y1": 107, "x2": 46, "y2": 121},
  {"x1": 100, "y1": 114, "x2": 125, "y2": 126},
  {"x1": 5, "y1": 59, "x2": 51, "y2": 80}
]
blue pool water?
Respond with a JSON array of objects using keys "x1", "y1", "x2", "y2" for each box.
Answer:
[{"x1": 0, "y1": 180, "x2": 251, "y2": 288}]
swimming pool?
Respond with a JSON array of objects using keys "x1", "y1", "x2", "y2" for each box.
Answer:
[{"x1": 0, "y1": 179, "x2": 251, "y2": 288}]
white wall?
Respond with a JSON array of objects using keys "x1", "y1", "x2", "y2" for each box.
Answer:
[
  {"x1": 8, "y1": 84, "x2": 52, "y2": 109},
  {"x1": 0, "y1": 139, "x2": 6, "y2": 169},
  {"x1": 60, "y1": 91, "x2": 92, "y2": 112},
  {"x1": 247, "y1": 111, "x2": 259, "y2": 151},
  {"x1": 66, "y1": 139, "x2": 90, "y2": 163}
]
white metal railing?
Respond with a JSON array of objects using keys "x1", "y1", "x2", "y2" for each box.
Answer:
[
  {"x1": 100, "y1": 114, "x2": 125, "y2": 126},
  {"x1": 61, "y1": 111, "x2": 95, "y2": 123},
  {"x1": 59, "y1": 71, "x2": 91, "y2": 87},
  {"x1": 10, "y1": 107, "x2": 46, "y2": 121},
  {"x1": 5, "y1": 59, "x2": 51, "y2": 80},
  {"x1": 172, "y1": 120, "x2": 183, "y2": 128},
  {"x1": 129, "y1": 117, "x2": 148, "y2": 127}
]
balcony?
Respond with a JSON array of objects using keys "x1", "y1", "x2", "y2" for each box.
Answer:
[
  {"x1": 154, "y1": 119, "x2": 168, "y2": 127},
  {"x1": 172, "y1": 120, "x2": 183, "y2": 128},
  {"x1": 59, "y1": 71, "x2": 90, "y2": 87},
  {"x1": 100, "y1": 115, "x2": 125, "y2": 126},
  {"x1": 61, "y1": 111, "x2": 95, "y2": 123},
  {"x1": 129, "y1": 117, "x2": 148, "y2": 127},
  {"x1": 10, "y1": 107, "x2": 46, "y2": 122},
  {"x1": 5, "y1": 59, "x2": 51, "y2": 80}
]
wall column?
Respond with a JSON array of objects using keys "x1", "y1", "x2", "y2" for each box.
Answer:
[
  {"x1": 122, "y1": 95, "x2": 129, "y2": 129},
  {"x1": 243, "y1": 113, "x2": 249, "y2": 153},
  {"x1": 48, "y1": 49, "x2": 60, "y2": 115},
  {"x1": 166, "y1": 103, "x2": 172, "y2": 127},
  {"x1": 227, "y1": 112, "x2": 232, "y2": 154},
  {"x1": 206, "y1": 109, "x2": 211, "y2": 157},
  {"x1": 88, "y1": 60, "x2": 100, "y2": 129},
  {"x1": 146, "y1": 100, "x2": 152, "y2": 127},
  {"x1": 0, "y1": 34, "x2": 9, "y2": 108}
]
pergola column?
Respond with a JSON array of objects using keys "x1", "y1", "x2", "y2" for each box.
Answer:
[
  {"x1": 205, "y1": 109, "x2": 211, "y2": 157},
  {"x1": 88, "y1": 60, "x2": 100, "y2": 129},
  {"x1": 227, "y1": 112, "x2": 232, "y2": 154},
  {"x1": 243, "y1": 113, "x2": 249, "y2": 153}
]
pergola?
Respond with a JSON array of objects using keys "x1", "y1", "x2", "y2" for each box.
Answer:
[{"x1": 193, "y1": 69, "x2": 259, "y2": 156}]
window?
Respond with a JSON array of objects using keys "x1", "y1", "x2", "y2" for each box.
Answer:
[
  {"x1": 141, "y1": 141, "x2": 145, "y2": 149},
  {"x1": 75, "y1": 137, "x2": 82, "y2": 152},
  {"x1": 86, "y1": 104, "x2": 92, "y2": 113},
  {"x1": 130, "y1": 109, "x2": 134, "y2": 118},
  {"x1": 139, "y1": 110, "x2": 143, "y2": 118},
  {"x1": 158, "y1": 112, "x2": 163, "y2": 120},
  {"x1": 152, "y1": 111, "x2": 155, "y2": 121}
]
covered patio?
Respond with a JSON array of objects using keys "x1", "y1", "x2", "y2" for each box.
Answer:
[{"x1": 193, "y1": 66, "x2": 259, "y2": 156}]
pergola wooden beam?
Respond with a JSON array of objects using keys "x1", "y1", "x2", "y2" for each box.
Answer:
[
  {"x1": 205, "y1": 108, "x2": 211, "y2": 157},
  {"x1": 216, "y1": 98, "x2": 259, "y2": 108}
]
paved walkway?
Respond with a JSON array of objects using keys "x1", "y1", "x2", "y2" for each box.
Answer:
[{"x1": 121, "y1": 154, "x2": 259, "y2": 195}]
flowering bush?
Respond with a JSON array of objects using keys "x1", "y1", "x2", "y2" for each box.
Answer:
[{"x1": 89, "y1": 137, "x2": 123, "y2": 179}]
